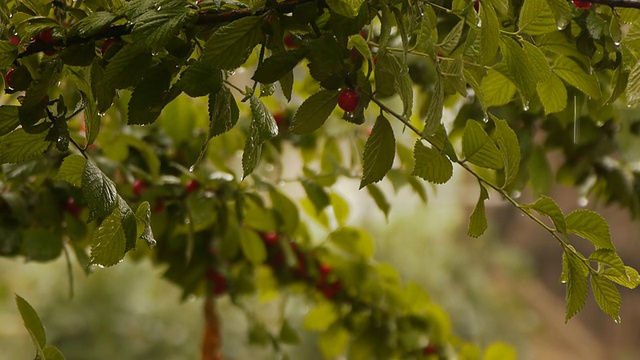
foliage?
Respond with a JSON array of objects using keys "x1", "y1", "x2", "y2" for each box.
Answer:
[{"x1": 1, "y1": 0, "x2": 640, "y2": 358}]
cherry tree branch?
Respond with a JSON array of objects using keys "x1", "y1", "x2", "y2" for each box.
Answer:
[{"x1": 592, "y1": 0, "x2": 640, "y2": 10}]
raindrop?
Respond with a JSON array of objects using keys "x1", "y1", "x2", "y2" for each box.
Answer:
[
  {"x1": 560, "y1": 280, "x2": 567, "y2": 284},
  {"x1": 523, "y1": 102, "x2": 530, "y2": 112},
  {"x1": 265, "y1": 164, "x2": 274, "y2": 172},
  {"x1": 511, "y1": 190, "x2": 522, "y2": 199},
  {"x1": 226, "y1": 70, "x2": 236, "y2": 76},
  {"x1": 577, "y1": 196, "x2": 589, "y2": 207},
  {"x1": 98, "y1": 112, "x2": 105, "y2": 116},
  {"x1": 482, "y1": 115, "x2": 489, "y2": 123},
  {"x1": 614, "y1": 41, "x2": 621, "y2": 47},
  {"x1": 156, "y1": 6, "x2": 162, "y2": 10},
  {"x1": 188, "y1": 165, "x2": 195, "y2": 173},
  {"x1": 614, "y1": 316, "x2": 621, "y2": 324},
  {"x1": 477, "y1": 18, "x2": 482, "y2": 28}
]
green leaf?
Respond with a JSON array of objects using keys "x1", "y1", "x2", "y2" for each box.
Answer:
[
  {"x1": 252, "y1": 49, "x2": 307, "y2": 84},
  {"x1": 239, "y1": 228, "x2": 267, "y2": 264},
  {"x1": 603, "y1": 266, "x2": 640, "y2": 289},
  {"x1": 15, "y1": 294, "x2": 46, "y2": 350},
  {"x1": 565, "y1": 210, "x2": 613, "y2": 249},
  {"x1": 43, "y1": 345, "x2": 66, "y2": 360},
  {"x1": 537, "y1": 72, "x2": 567, "y2": 114},
  {"x1": 553, "y1": 56, "x2": 601, "y2": 99},
  {"x1": 349, "y1": 34, "x2": 373, "y2": 64},
  {"x1": 0, "y1": 128, "x2": 49, "y2": 164},
  {"x1": 527, "y1": 195, "x2": 566, "y2": 236},
  {"x1": 279, "y1": 320, "x2": 300, "y2": 344},
  {"x1": 527, "y1": 146, "x2": 553, "y2": 196},
  {"x1": 290, "y1": 90, "x2": 339, "y2": 134},
  {"x1": 545, "y1": 0, "x2": 572, "y2": 31},
  {"x1": 325, "y1": 0, "x2": 364, "y2": 18},
  {"x1": 301, "y1": 179, "x2": 330, "y2": 214},
  {"x1": 412, "y1": 141, "x2": 452, "y2": 184},
  {"x1": 242, "y1": 96, "x2": 278, "y2": 178},
  {"x1": 491, "y1": 118, "x2": 520, "y2": 188},
  {"x1": 479, "y1": 2, "x2": 500, "y2": 66},
  {"x1": 23, "y1": 59, "x2": 63, "y2": 109},
  {"x1": 135, "y1": 201, "x2": 156, "y2": 248},
  {"x1": 178, "y1": 61, "x2": 222, "y2": 97},
  {"x1": 91, "y1": 59, "x2": 116, "y2": 113},
  {"x1": 202, "y1": 16, "x2": 263, "y2": 70},
  {"x1": 462, "y1": 120, "x2": 503, "y2": 170},
  {"x1": 23, "y1": 229, "x2": 63, "y2": 262},
  {"x1": 468, "y1": 184, "x2": 489, "y2": 238},
  {"x1": 589, "y1": 249, "x2": 625, "y2": 277},
  {"x1": 269, "y1": 189, "x2": 299, "y2": 235},
  {"x1": 90, "y1": 204, "x2": 127, "y2": 267},
  {"x1": 330, "y1": 192, "x2": 350, "y2": 226},
  {"x1": 482, "y1": 342, "x2": 517, "y2": 360},
  {"x1": 319, "y1": 325, "x2": 350, "y2": 358},
  {"x1": 330, "y1": 228, "x2": 374, "y2": 258},
  {"x1": 481, "y1": 68, "x2": 517, "y2": 107},
  {"x1": 438, "y1": 20, "x2": 463, "y2": 55},
  {"x1": 360, "y1": 115, "x2": 395, "y2": 188},
  {"x1": 366, "y1": 184, "x2": 390, "y2": 219},
  {"x1": 423, "y1": 73, "x2": 444, "y2": 135},
  {"x1": 127, "y1": 65, "x2": 172, "y2": 125},
  {"x1": 132, "y1": 6, "x2": 197, "y2": 48},
  {"x1": 103, "y1": 44, "x2": 153, "y2": 89},
  {"x1": 54, "y1": 154, "x2": 87, "y2": 188},
  {"x1": 564, "y1": 249, "x2": 589, "y2": 322},
  {"x1": 375, "y1": 53, "x2": 413, "y2": 117},
  {"x1": 303, "y1": 302, "x2": 337, "y2": 331},
  {"x1": 590, "y1": 274, "x2": 621, "y2": 322},
  {"x1": 522, "y1": 40, "x2": 552, "y2": 83},
  {"x1": 208, "y1": 86, "x2": 239, "y2": 137},
  {"x1": 82, "y1": 161, "x2": 118, "y2": 222},
  {"x1": 518, "y1": 0, "x2": 556, "y2": 35},
  {"x1": 0, "y1": 105, "x2": 20, "y2": 137},
  {"x1": 0, "y1": 40, "x2": 19, "y2": 68},
  {"x1": 69, "y1": 11, "x2": 118, "y2": 38},
  {"x1": 500, "y1": 37, "x2": 538, "y2": 99},
  {"x1": 625, "y1": 60, "x2": 640, "y2": 106}
]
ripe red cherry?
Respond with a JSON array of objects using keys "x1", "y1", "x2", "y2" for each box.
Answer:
[
  {"x1": 474, "y1": 0, "x2": 480, "y2": 11},
  {"x1": 423, "y1": 345, "x2": 437, "y2": 356},
  {"x1": 273, "y1": 113, "x2": 285, "y2": 127},
  {"x1": 9, "y1": 37, "x2": 20, "y2": 45},
  {"x1": 338, "y1": 89, "x2": 359, "y2": 112},
  {"x1": 5, "y1": 69, "x2": 15, "y2": 89},
  {"x1": 65, "y1": 198, "x2": 82, "y2": 217},
  {"x1": 261, "y1": 232, "x2": 279, "y2": 245},
  {"x1": 185, "y1": 179, "x2": 200, "y2": 193},
  {"x1": 132, "y1": 179, "x2": 147, "y2": 196},
  {"x1": 153, "y1": 201, "x2": 165, "y2": 213},
  {"x1": 101, "y1": 39, "x2": 117, "y2": 56},
  {"x1": 36, "y1": 28, "x2": 54, "y2": 44},
  {"x1": 206, "y1": 269, "x2": 227, "y2": 296},
  {"x1": 284, "y1": 34, "x2": 298, "y2": 48},
  {"x1": 573, "y1": 0, "x2": 591, "y2": 8}
]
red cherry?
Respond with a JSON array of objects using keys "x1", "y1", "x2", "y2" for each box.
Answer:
[
  {"x1": 423, "y1": 345, "x2": 437, "y2": 356},
  {"x1": 206, "y1": 269, "x2": 227, "y2": 296},
  {"x1": 284, "y1": 34, "x2": 298, "y2": 49},
  {"x1": 5, "y1": 69, "x2": 15, "y2": 89},
  {"x1": 573, "y1": 0, "x2": 591, "y2": 8},
  {"x1": 261, "y1": 232, "x2": 279, "y2": 245},
  {"x1": 338, "y1": 89, "x2": 359, "y2": 112},
  {"x1": 317, "y1": 281, "x2": 342, "y2": 299},
  {"x1": 9, "y1": 37, "x2": 20, "y2": 45},
  {"x1": 474, "y1": 0, "x2": 480, "y2": 11},
  {"x1": 132, "y1": 179, "x2": 147, "y2": 197},
  {"x1": 153, "y1": 201, "x2": 165, "y2": 213},
  {"x1": 273, "y1": 113, "x2": 285, "y2": 127},
  {"x1": 196, "y1": 0, "x2": 204, "y2": 3},
  {"x1": 65, "y1": 198, "x2": 82, "y2": 217},
  {"x1": 185, "y1": 179, "x2": 200, "y2": 193},
  {"x1": 35, "y1": 28, "x2": 54, "y2": 44},
  {"x1": 101, "y1": 39, "x2": 117, "y2": 56}
]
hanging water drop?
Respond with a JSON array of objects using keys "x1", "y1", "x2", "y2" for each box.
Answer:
[
  {"x1": 577, "y1": 196, "x2": 589, "y2": 207},
  {"x1": 523, "y1": 102, "x2": 530, "y2": 112},
  {"x1": 511, "y1": 190, "x2": 522, "y2": 199},
  {"x1": 188, "y1": 165, "x2": 195, "y2": 173},
  {"x1": 226, "y1": 70, "x2": 236, "y2": 76},
  {"x1": 156, "y1": 6, "x2": 162, "y2": 10},
  {"x1": 614, "y1": 41, "x2": 621, "y2": 47},
  {"x1": 477, "y1": 18, "x2": 482, "y2": 28}
]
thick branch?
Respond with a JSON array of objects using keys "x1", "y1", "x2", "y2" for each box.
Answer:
[
  {"x1": 18, "y1": 0, "x2": 315, "y2": 58},
  {"x1": 595, "y1": 0, "x2": 640, "y2": 10},
  {"x1": 201, "y1": 294, "x2": 223, "y2": 360}
]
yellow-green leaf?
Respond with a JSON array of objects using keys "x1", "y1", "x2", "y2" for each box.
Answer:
[
  {"x1": 553, "y1": 56, "x2": 602, "y2": 99},
  {"x1": 412, "y1": 141, "x2": 453, "y2": 184},
  {"x1": 462, "y1": 120, "x2": 503, "y2": 170},
  {"x1": 537, "y1": 72, "x2": 567, "y2": 114}
]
